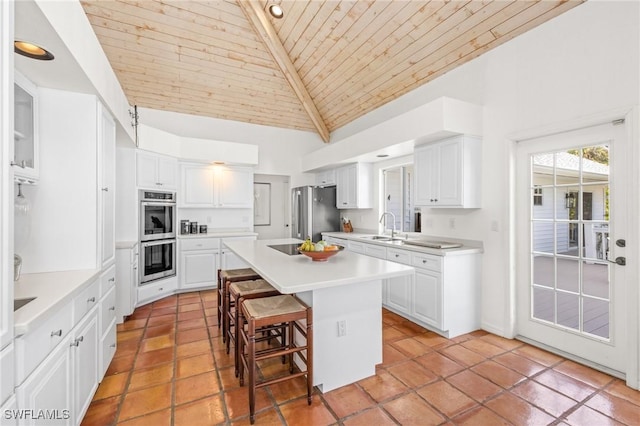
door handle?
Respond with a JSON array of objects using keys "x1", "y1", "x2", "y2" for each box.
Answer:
[{"x1": 608, "y1": 257, "x2": 626, "y2": 266}]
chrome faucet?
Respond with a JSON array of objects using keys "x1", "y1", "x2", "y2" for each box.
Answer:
[{"x1": 379, "y1": 212, "x2": 397, "y2": 238}]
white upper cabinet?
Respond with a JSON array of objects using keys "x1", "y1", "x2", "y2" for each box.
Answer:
[
  {"x1": 218, "y1": 167, "x2": 253, "y2": 207},
  {"x1": 414, "y1": 135, "x2": 481, "y2": 208},
  {"x1": 315, "y1": 169, "x2": 336, "y2": 186},
  {"x1": 179, "y1": 163, "x2": 253, "y2": 208},
  {"x1": 336, "y1": 163, "x2": 372, "y2": 209},
  {"x1": 13, "y1": 71, "x2": 38, "y2": 183},
  {"x1": 136, "y1": 150, "x2": 178, "y2": 190}
]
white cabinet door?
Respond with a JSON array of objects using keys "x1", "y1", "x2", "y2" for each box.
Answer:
[
  {"x1": 16, "y1": 335, "x2": 73, "y2": 426},
  {"x1": 13, "y1": 71, "x2": 39, "y2": 183},
  {"x1": 180, "y1": 250, "x2": 218, "y2": 289},
  {"x1": 413, "y1": 270, "x2": 442, "y2": 329},
  {"x1": 157, "y1": 156, "x2": 178, "y2": 189},
  {"x1": 386, "y1": 274, "x2": 412, "y2": 315},
  {"x1": 115, "y1": 245, "x2": 138, "y2": 323},
  {"x1": 336, "y1": 163, "x2": 372, "y2": 209},
  {"x1": 137, "y1": 151, "x2": 177, "y2": 190},
  {"x1": 99, "y1": 106, "x2": 116, "y2": 269},
  {"x1": 72, "y1": 311, "x2": 99, "y2": 424},
  {"x1": 181, "y1": 164, "x2": 215, "y2": 206},
  {"x1": 220, "y1": 249, "x2": 249, "y2": 270},
  {"x1": 218, "y1": 167, "x2": 253, "y2": 207},
  {"x1": 414, "y1": 135, "x2": 481, "y2": 208},
  {"x1": 435, "y1": 138, "x2": 462, "y2": 206}
]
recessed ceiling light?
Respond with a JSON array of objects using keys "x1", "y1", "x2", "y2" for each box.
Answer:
[
  {"x1": 14, "y1": 40, "x2": 54, "y2": 60},
  {"x1": 268, "y1": 4, "x2": 284, "y2": 19}
]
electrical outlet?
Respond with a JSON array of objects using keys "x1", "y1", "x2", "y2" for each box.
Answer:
[
  {"x1": 207, "y1": 216, "x2": 212, "y2": 224},
  {"x1": 449, "y1": 217, "x2": 456, "y2": 229},
  {"x1": 337, "y1": 320, "x2": 347, "y2": 337},
  {"x1": 491, "y1": 220, "x2": 499, "y2": 232}
]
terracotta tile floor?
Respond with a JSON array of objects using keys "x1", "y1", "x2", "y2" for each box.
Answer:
[{"x1": 83, "y1": 291, "x2": 640, "y2": 425}]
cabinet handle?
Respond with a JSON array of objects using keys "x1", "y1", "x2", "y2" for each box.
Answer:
[
  {"x1": 156, "y1": 182, "x2": 163, "y2": 186},
  {"x1": 110, "y1": 344, "x2": 116, "y2": 348},
  {"x1": 70, "y1": 336, "x2": 84, "y2": 347},
  {"x1": 109, "y1": 277, "x2": 115, "y2": 282},
  {"x1": 422, "y1": 260, "x2": 427, "y2": 264},
  {"x1": 159, "y1": 287, "x2": 164, "y2": 291},
  {"x1": 87, "y1": 297, "x2": 96, "y2": 303},
  {"x1": 395, "y1": 254, "x2": 399, "y2": 258},
  {"x1": 101, "y1": 187, "x2": 109, "y2": 192},
  {"x1": 109, "y1": 306, "x2": 116, "y2": 311},
  {"x1": 51, "y1": 329, "x2": 62, "y2": 337}
]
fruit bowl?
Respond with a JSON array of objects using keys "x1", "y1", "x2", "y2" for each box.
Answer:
[{"x1": 297, "y1": 245, "x2": 345, "y2": 262}]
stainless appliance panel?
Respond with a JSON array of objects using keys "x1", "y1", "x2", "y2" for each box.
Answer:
[
  {"x1": 291, "y1": 186, "x2": 340, "y2": 242},
  {"x1": 140, "y1": 190, "x2": 176, "y2": 241},
  {"x1": 140, "y1": 239, "x2": 176, "y2": 283}
]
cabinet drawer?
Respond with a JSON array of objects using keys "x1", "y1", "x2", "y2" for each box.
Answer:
[
  {"x1": 100, "y1": 286, "x2": 117, "y2": 336},
  {"x1": 411, "y1": 253, "x2": 442, "y2": 273},
  {"x1": 348, "y1": 241, "x2": 365, "y2": 253},
  {"x1": 364, "y1": 244, "x2": 386, "y2": 259},
  {"x1": 74, "y1": 278, "x2": 100, "y2": 323},
  {"x1": 100, "y1": 322, "x2": 117, "y2": 379},
  {"x1": 138, "y1": 279, "x2": 178, "y2": 303},
  {"x1": 181, "y1": 238, "x2": 220, "y2": 251},
  {"x1": 100, "y1": 264, "x2": 116, "y2": 297},
  {"x1": 15, "y1": 301, "x2": 73, "y2": 385},
  {"x1": 387, "y1": 248, "x2": 412, "y2": 265}
]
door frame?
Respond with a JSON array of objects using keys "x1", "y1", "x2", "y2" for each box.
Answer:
[{"x1": 507, "y1": 106, "x2": 639, "y2": 389}]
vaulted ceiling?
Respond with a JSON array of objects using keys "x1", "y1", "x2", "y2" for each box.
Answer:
[{"x1": 80, "y1": 0, "x2": 584, "y2": 142}]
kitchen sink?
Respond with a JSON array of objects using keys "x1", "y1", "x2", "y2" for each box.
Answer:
[
  {"x1": 403, "y1": 240, "x2": 462, "y2": 249},
  {"x1": 361, "y1": 235, "x2": 404, "y2": 242},
  {"x1": 14, "y1": 297, "x2": 36, "y2": 312}
]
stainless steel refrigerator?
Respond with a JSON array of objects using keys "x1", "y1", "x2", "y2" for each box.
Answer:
[{"x1": 291, "y1": 186, "x2": 341, "y2": 241}]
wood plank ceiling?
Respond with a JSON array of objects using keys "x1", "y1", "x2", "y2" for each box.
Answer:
[{"x1": 81, "y1": 0, "x2": 584, "y2": 143}]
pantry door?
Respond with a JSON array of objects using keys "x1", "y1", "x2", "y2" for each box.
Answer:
[{"x1": 516, "y1": 121, "x2": 628, "y2": 374}]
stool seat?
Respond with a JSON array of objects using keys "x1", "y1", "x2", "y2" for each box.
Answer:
[
  {"x1": 243, "y1": 294, "x2": 306, "y2": 320},
  {"x1": 220, "y1": 268, "x2": 259, "y2": 281},
  {"x1": 230, "y1": 279, "x2": 276, "y2": 297}
]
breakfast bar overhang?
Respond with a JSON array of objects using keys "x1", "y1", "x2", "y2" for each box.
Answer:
[{"x1": 223, "y1": 238, "x2": 415, "y2": 392}]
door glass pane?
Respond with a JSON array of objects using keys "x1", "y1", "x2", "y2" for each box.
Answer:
[
  {"x1": 530, "y1": 144, "x2": 610, "y2": 340},
  {"x1": 383, "y1": 165, "x2": 416, "y2": 232},
  {"x1": 557, "y1": 258, "x2": 579, "y2": 292},
  {"x1": 532, "y1": 222, "x2": 554, "y2": 254},
  {"x1": 533, "y1": 255, "x2": 554, "y2": 288},
  {"x1": 583, "y1": 297, "x2": 609, "y2": 339},
  {"x1": 533, "y1": 287, "x2": 555, "y2": 323},
  {"x1": 557, "y1": 292, "x2": 579, "y2": 330}
]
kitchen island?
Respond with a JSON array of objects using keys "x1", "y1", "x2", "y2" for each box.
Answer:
[{"x1": 223, "y1": 238, "x2": 414, "y2": 392}]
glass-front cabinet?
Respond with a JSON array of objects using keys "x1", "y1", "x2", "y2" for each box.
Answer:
[{"x1": 13, "y1": 71, "x2": 38, "y2": 183}]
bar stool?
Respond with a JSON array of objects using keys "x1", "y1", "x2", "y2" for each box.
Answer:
[
  {"x1": 226, "y1": 279, "x2": 280, "y2": 364},
  {"x1": 238, "y1": 295, "x2": 313, "y2": 424},
  {"x1": 217, "y1": 268, "x2": 261, "y2": 341}
]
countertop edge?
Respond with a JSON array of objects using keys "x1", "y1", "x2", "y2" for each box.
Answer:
[
  {"x1": 321, "y1": 232, "x2": 484, "y2": 256},
  {"x1": 13, "y1": 269, "x2": 102, "y2": 336}
]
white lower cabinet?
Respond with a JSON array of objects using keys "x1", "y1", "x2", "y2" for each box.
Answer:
[
  {"x1": 1, "y1": 395, "x2": 18, "y2": 426},
  {"x1": 115, "y1": 243, "x2": 138, "y2": 323},
  {"x1": 331, "y1": 235, "x2": 480, "y2": 338},
  {"x1": 413, "y1": 270, "x2": 442, "y2": 329},
  {"x1": 138, "y1": 277, "x2": 178, "y2": 305},
  {"x1": 72, "y1": 312, "x2": 99, "y2": 423},
  {"x1": 179, "y1": 238, "x2": 219, "y2": 290},
  {"x1": 16, "y1": 307, "x2": 98, "y2": 426},
  {"x1": 220, "y1": 249, "x2": 248, "y2": 270},
  {"x1": 16, "y1": 334, "x2": 73, "y2": 426}
]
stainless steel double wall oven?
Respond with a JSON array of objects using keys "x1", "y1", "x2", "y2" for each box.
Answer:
[{"x1": 139, "y1": 190, "x2": 176, "y2": 284}]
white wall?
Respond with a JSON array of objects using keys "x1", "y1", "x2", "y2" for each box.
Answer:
[{"x1": 253, "y1": 174, "x2": 290, "y2": 240}]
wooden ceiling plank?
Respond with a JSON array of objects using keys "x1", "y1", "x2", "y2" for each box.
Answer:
[
  {"x1": 325, "y1": 2, "x2": 525, "y2": 125},
  {"x1": 276, "y1": 0, "x2": 312, "y2": 48},
  {"x1": 314, "y1": 0, "x2": 477, "y2": 107},
  {"x1": 83, "y1": 0, "x2": 271, "y2": 58},
  {"x1": 281, "y1": 0, "x2": 325, "y2": 54},
  {"x1": 237, "y1": 0, "x2": 330, "y2": 142},
  {"x1": 309, "y1": 1, "x2": 424, "y2": 102},
  {"x1": 297, "y1": 0, "x2": 374, "y2": 82},
  {"x1": 291, "y1": 1, "x2": 356, "y2": 70},
  {"x1": 491, "y1": 0, "x2": 579, "y2": 37},
  {"x1": 301, "y1": 1, "x2": 391, "y2": 89},
  {"x1": 287, "y1": 0, "x2": 340, "y2": 65}
]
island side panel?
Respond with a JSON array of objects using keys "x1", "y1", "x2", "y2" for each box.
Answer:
[{"x1": 297, "y1": 279, "x2": 382, "y2": 393}]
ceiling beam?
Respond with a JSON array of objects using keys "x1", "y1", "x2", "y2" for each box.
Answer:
[{"x1": 237, "y1": 0, "x2": 330, "y2": 143}]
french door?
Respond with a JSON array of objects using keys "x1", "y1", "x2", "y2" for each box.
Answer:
[{"x1": 516, "y1": 121, "x2": 627, "y2": 374}]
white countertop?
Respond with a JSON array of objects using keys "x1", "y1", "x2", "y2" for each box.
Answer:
[
  {"x1": 13, "y1": 269, "x2": 101, "y2": 336},
  {"x1": 223, "y1": 238, "x2": 414, "y2": 293},
  {"x1": 322, "y1": 232, "x2": 483, "y2": 256}
]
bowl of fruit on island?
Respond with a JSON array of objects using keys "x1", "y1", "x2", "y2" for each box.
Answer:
[{"x1": 297, "y1": 238, "x2": 344, "y2": 262}]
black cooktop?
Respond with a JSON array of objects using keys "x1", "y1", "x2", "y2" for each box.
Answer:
[{"x1": 268, "y1": 243, "x2": 302, "y2": 256}]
